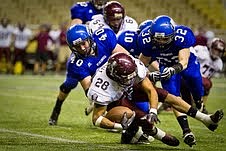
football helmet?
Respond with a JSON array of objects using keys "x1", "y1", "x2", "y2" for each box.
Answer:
[
  {"x1": 138, "y1": 19, "x2": 153, "y2": 33},
  {"x1": 209, "y1": 38, "x2": 225, "y2": 59},
  {"x1": 92, "y1": 0, "x2": 108, "y2": 10},
  {"x1": 149, "y1": 15, "x2": 176, "y2": 50},
  {"x1": 106, "y1": 53, "x2": 137, "y2": 86},
  {"x1": 103, "y1": 1, "x2": 125, "y2": 33},
  {"x1": 66, "y1": 24, "x2": 96, "y2": 57}
]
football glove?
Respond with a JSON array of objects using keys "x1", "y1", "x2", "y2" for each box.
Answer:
[
  {"x1": 161, "y1": 63, "x2": 183, "y2": 80},
  {"x1": 160, "y1": 67, "x2": 176, "y2": 80},
  {"x1": 121, "y1": 111, "x2": 136, "y2": 130},
  {"x1": 141, "y1": 108, "x2": 160, "y2": 124},
  {"x1": 149, "y1": 71, "x2": 161, "y2": 82}
]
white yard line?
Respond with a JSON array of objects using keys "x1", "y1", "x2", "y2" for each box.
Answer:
[
  {"x1": 0, "y1": 128, "x2": 84, "y2": 143},
  {"x1": 0, "y1": 128, "x2": 126, "y2": 149}
]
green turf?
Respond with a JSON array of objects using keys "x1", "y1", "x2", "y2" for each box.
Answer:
[{"x1": 0, "y1": 75, "x2": 225, "y2": 151}]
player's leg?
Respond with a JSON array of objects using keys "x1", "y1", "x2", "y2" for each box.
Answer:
[
  {"x1": 49, "y1": 80, "x2": 77, "y2": 125},
  {"x1": 121, "y1": 115, "x2": 180, "y2": 146},
  {"x1": 165, "y1": 93, "x2": 224, "y2": 131},
  {"x1": 4, "y1": 47, "x2": 12, "y2": 73},
  {"x1": 182, "y1": 63, "x2": 204, "y2": 111},
  {"x1": 161, "y1": 74, "x2": 195, "y2": 147},
  {"x1": 202, "y1": 77, "x2": 212, "y2": 114}
]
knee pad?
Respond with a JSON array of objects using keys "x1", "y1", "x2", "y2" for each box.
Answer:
[{"x1": 59, "y1": 83, "x2": 72, "y2": 94}]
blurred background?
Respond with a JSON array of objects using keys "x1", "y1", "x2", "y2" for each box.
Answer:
[{"x1": 0, "y1": 0, "x2": 226, "y2": 75}]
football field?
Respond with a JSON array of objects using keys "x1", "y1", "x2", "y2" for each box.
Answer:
[{"x1": 0, "y1": 74, "x2": 225, "y2": 151}]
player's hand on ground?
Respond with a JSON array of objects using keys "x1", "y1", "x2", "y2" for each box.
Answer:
[{"x1": 146, "y1": 112, "x2": 160, "y2": 124}]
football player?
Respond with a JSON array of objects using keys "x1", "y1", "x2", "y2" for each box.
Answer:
[
  {"x1": 0, "y1": 17, "x2": 14, "y2": 73},
  {"x1": 88, "y1": 53, "x2": 224, "y2": 145},
  {"x1": 194, "y1": 38, "x2": 225, "y2": 113},
  {"x1": 48, "y1": 24, "x2": 129, "y2": 125},
  {"x1": 70, "y1": 0, "x2": 108, "y2": 25},
  {"x1": 88, "y1": 53, "x2": 180, "y2": 146},
  {"x1": 117, "y1": 26, "x2": 224, "y2": 140},
  {"x1": 12, "y1": 22, "x2": 32, "y2": 74},
  {"x1": 137, "y1": 15, "x2": 215, "y2": 147},
  {"x1": 89, "y1": 1, "x2": 138, "y2": 36},
  {"x1": 49, "y1": 0, "x2": 108, "y2": 124}
]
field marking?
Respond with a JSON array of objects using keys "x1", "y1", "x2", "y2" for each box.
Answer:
[
  {"x1": 0, "y1": 128, "x2": 85, "y2": 143},
  {"x1": 0, "y1": 128, "x2": 128, "y2": 149}
]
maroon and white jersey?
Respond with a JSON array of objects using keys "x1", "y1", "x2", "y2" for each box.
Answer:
[
  {"x1": 89, "y1": 14, "x2": 138, "y2": 37},
  {"x1": 194, "y1": 45, "x2": 223, "y2": 78},
  {"x1": 87, "y1": 57, "x2": 146, "y2": 106},
  {"x1": 0, "y1": 24, "x2": 14, "y2": 48},
  {"x1": 13, "y1": 27, "x2": 32, "y2": 49}
]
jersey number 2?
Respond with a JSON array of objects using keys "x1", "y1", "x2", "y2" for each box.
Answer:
[{"x1": 95, "y1": 78, "x2": 110, "y2": 90}]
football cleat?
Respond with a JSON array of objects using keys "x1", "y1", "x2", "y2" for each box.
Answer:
[
  {"x1": 205, "y1": 109, "x2": 224, "y2": 131},
  {"x1": 161, "y1": 133, "x2": 180, "y2": 146},
  {"x1": 48, "y1": 107, "x2": 61, "y2": 126},
  {"x1": 183, "y1": 132, "x2": 196, "y2": 147}
]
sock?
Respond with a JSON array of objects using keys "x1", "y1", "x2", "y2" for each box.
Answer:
[
  {"x1": 177, "y1": 115, "x2": 191, "y2": 134},
  {"x1": 195, "y1": 110, "x2": 211, "y2": 123},
  {"x1": 153, "y1": 127, "x2": 166, "y2": 140},
  {"x1": 130, "y1": 127, "x2": 144, "y2": 143},
  {"x1": 54, "y1": 97, "x2": 64, "y2": 112},
  {"x1": 187, "y1": 107, "x2": 198, "y2": 118}
]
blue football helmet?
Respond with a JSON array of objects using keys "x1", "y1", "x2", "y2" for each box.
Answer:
[
  {"x1": 66, "y1": 24, "x2": 96, "y2": 57},
  {"x1": 149, "y1": 15, "x2": 176, "y2": 50},
  {"x1": 138, "y1": 19, "x2": 153, "y2": 33}
]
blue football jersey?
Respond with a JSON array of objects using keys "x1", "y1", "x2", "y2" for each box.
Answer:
[
  {"x1": 117, "y1": 30, "x2": 141, "y2": 58},
  {"x1": 64, "y1": 28, "x2": 117, "y2": 89},
  {"x1": 138, "y1": 25, "x2": 196, "y2": 67},
  {"x1": 70, "y1": 1, "x2": 102, "y2": 24}
]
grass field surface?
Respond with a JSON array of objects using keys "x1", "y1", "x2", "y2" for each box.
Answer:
[{"x1": 0, "y1": 75, "x2": 225, "y2": 151}]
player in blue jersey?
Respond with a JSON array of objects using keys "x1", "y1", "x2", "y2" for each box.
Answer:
[
  {"x1": 91, "y1": 31, "x2": 223, "y2": 145},
  {"x1": 48, "y1": 24, "x2": 129, "y2": 125},
  {"x1": 48, "y1": 0, "x2": 108, "y2": 125},
  {"x1": 137, "y1": 15, "x2": 206, "y2": 147},
  {"x1": 70, "y1": 0, "x2": 108, "y2": 25},
  {"x1": 117, "y1": 27, "x2": 224, "y2": 142}
]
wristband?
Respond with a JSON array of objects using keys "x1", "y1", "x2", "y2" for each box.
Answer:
[
  {"x1": 149, "y1": 108, "x2": 157, "y2": 115},
  {"x1": 95, "y1": 116, "x2": 104, "y2": 127},
  {"x1": 172, "y1": 63, "x2": 183, "y2": 73}
]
